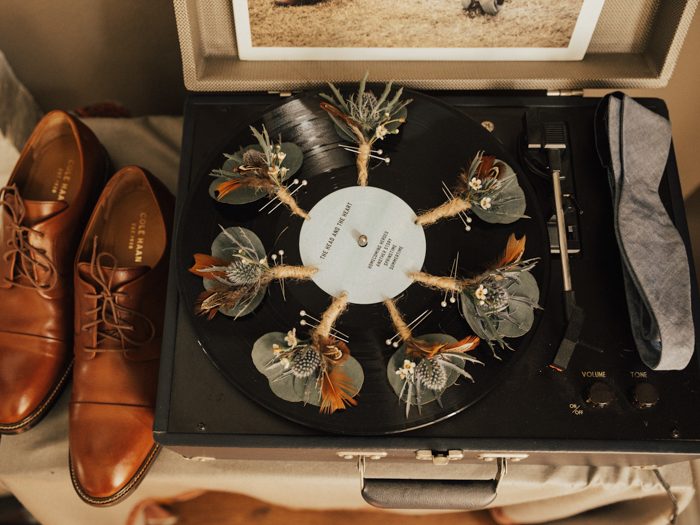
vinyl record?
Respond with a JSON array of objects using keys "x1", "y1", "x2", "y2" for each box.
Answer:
[{"x1": 175, "y1": 88, "x2": 550, "y2": 434}]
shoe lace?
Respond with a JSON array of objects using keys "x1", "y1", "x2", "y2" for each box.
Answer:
[
  {"x1": 0, "y1": 185, "x2": 59, "y2": 293},
  {"x1": 81, "y1": 239, "x2": 155, "y2": 352}
]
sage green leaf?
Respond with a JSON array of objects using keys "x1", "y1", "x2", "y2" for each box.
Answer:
[
  {"x1": 208, "y1": 143, "x2": 302, "y2": 205},
  {"x1": 270, "y1": 373, "x2": 305, "y2": 403},
  {"x1": 387, "y1": 334, "x2": 465, "y2": 406},
  {"x1": 328, "y1": 117, "x2": 358, "y2": 144},
  {"x1": 293, "y1": 374, "x2": 322, "y2": 405},
  {"x1": 211, "y1": 226, "x2": 265, "y2": 261},
  {"x1": 508, "y1": 270, "x2": 540, "y2": 303},
  {"x1": 497, "y1": 299, "x2": 535, "y2": 338},
  {"x1": 293, "y1": 355, "x2": 364, "y2": 408},
  {"x1": 460, "y1": 295, "x2": 494, "y2": 340},
  {"x1": 471, "y1": 163, "x2": 527, "y2": 224},
  {"x1": 251, "y1": 332, "x2": 287, "y2": 376},
  {"x1": 252, "y1": 332, "x2": 306, "y2": 403},
  {"x1": 460, "y1": 270, "x2": 540, "y2": 342}
]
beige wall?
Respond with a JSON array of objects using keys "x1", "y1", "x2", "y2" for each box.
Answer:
[{"x1": 0, "y1": 0, "x2": 185, "y2": 116}]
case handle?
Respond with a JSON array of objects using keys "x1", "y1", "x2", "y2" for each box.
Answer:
[{"x1": 359, "y1": 456, "x2": 506, "y2": 510}]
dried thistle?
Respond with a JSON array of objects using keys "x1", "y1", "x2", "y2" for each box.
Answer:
[
  {"x1": 384, "y1": 298, "x2": 482, "y2": 416},
  {"x1": 320, "y1": 73, "x2": 412, "y2": 186},
  {"x1": 259, "y1": 294, "x2": 362, "y2": 414},
  {"x1": 190, "y1": 226, "x2": 316, "y2": 319},
  {"x1": 408, "y1": 234, "x2": 541, "y2": 356}
]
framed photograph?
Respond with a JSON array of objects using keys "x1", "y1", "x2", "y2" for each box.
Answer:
[{"x1": 232, "y1": 0, "x2": 606, "y2": 61}]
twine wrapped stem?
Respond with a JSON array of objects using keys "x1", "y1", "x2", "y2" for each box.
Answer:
[
  {"x1": 276, "y1": 186, "x2": 309, "y2": 220},
  {"x1": 384, "y1": 298, "x2": 412, "y2": 342},
  {"x1": 416, "y1": 198, "x2": 470, "y2": 227},
  {"x1": 356, "y1": 142, "x2": 371, "y2": 186},
  {"x1": 314, "y1": 293, "x2": 349, "y2": 339},
  {"x1": 410, "y1": 271, "x2": 463, "y2": 292},
  {"x1": 266, "y1": 264, "x2": 317, "y2": 282}
]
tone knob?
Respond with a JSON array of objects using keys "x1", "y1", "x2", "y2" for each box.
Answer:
[
  {"x1": 585, "y1": 382, "x2": 614, "y2": 408},
  {"x1": 633, "y1": 383, "x2": 659, "y2": 409}
]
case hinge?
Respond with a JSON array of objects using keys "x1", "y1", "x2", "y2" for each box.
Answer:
[{"x1": 547, "y1": 89, "x2": 584, "y2": 97}]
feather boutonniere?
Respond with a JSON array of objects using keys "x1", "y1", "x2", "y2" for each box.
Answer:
[
  {"x1": 252, "y1": 294, "x2": 364, "y2": 414},
  {"x1": 190, "y1": 226, "x2": 316, "y2": 319},
  {"x1": 384, "y1": 298, "x2": 483, "y2": 417},
  {"x1": 410, "y1": 234, "x2": 541, "y2": 355},
  {"x1": 208, "y1": 126, "x2": 308, "y2": 219},
  {"x1": 416, "y1": 151, "x2": 527, "y2": 228},
  {"x1": 320, "y1": 73, "x2": 412, "y2": 186}
]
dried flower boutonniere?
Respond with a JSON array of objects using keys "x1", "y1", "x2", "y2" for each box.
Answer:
[
  {"x1": 320, "y1": 73, "x2": 412, "y2": 186},
  {"x1": 416, "y1": 151, "x2": 526, "y2": 228},
  {"x1": 252, "y1": 294, "x2": 364, "y2": 414},
  {"x1": 208, "y1": 126, "x2": 308, "y2": 219},
  {"x1": 189, "y1": 226, "x2": 316, "y2": 319},
  {"x1": 384, "y1": 299, "x2": 483, "y2": 417},
  {"x1": 410, "y1": 234, "x2": 541, "y2": 355}
]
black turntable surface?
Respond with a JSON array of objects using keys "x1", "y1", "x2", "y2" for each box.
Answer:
[
  {"x1": 157, "y1": 90, "x2": 700, "y2": 448},
  {"x1": 175, "y1": 90, "x2": 550, "y2": 434}
]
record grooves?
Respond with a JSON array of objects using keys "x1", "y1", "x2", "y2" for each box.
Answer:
[{"x1": 175, "y1": 89, "x2": 550, "y2": 434}]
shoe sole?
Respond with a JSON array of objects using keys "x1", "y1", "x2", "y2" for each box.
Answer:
[
  {"x1": 69, "y1": 442, "x2": 161, "y2": 507},
  {"x1": 0, "y1": 359, "x2": 73, "y2": 434}
]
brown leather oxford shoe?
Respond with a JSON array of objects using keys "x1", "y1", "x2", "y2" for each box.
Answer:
[
  {"x1": 0, "y1": 110, "x2": 107, "y2": 434},
  {"x1": 69, "y1": 166, "x2": 173, "y2": 506}
]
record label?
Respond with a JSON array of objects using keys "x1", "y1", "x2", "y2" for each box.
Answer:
[{"x1": 299, "y1": 186, "x2": 426, "y2": 304}]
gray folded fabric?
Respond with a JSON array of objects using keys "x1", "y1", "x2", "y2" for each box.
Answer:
[{"x1": 603, "y1": 94, "x2": 694, "y2": 370}]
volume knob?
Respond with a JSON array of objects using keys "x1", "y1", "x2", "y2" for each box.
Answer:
[
  {"x1": 585, "y1": 382, "x2": 614, "y2": 408},
  {"x1": 633, "y1": 383, "x2": 659, "y2": 409}
]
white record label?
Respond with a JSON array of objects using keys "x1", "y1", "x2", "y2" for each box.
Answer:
[{"x1": 299, "y1": 186, "x2": 426, "y2": 304}]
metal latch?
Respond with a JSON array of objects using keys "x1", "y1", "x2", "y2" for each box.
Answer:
[
  {"x1": 547, "y1": 89, "x2": 584, "y2": 97},
  {"x1": 415, "y1": 449, "x2": 464, "y2": 465},
  {"x1": 338, "y1": 451, "x2": 387, "y2": 461},
  {"x1": 478, "y1": 453, "x2": 529, "y2": 462}
]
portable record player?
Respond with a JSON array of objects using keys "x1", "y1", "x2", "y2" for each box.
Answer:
[{"x1": 155, "y1": 0, "x2": 700, "y2": 509}]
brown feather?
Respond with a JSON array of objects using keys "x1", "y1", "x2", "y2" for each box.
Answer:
[
  {"x1": 319, "y1": 102, "x2": 365, "y2": 143},
  {"x1": 477, "y1": 155, "x2": 497, "y2": 179},
  {"x1": 215, "y1": 175, "x2": 274, "y2": 200},
  {"x1": 498, "y1": 234, "x2": 526, "y2": 267},
  {"x1": 189, "y1": 254, "x2": 227, "y2": 278},
  {"x1": 215, "y1": 179, "x2": 243, "y2": 199},
  {"x1": 319, "y1": 367, "x2": 358, "y2": 414},
  {"x1": 195, "y1": 287, "x2": 252, "y2": 319},
  {"x1": 317, "y1": 336, "x2": 350, "y2": 365},
  {"x1": 442, "y1": 335, "x2": 480, "y2": 355},
  {"x1": 405, "y1": 338, "x2": 447, "y2": 359}
]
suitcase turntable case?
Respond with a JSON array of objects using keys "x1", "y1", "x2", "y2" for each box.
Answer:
[{"x1": 155, "y1": 0, "x2": 700, "y2": 510}]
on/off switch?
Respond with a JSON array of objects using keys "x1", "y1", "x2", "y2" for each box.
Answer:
[
  {"x1": 585, "y1": 382, "x2": 614, "y2": 408},
  {"x1": 633, "y1": 383, "x2": 659, "y2": 409}
]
